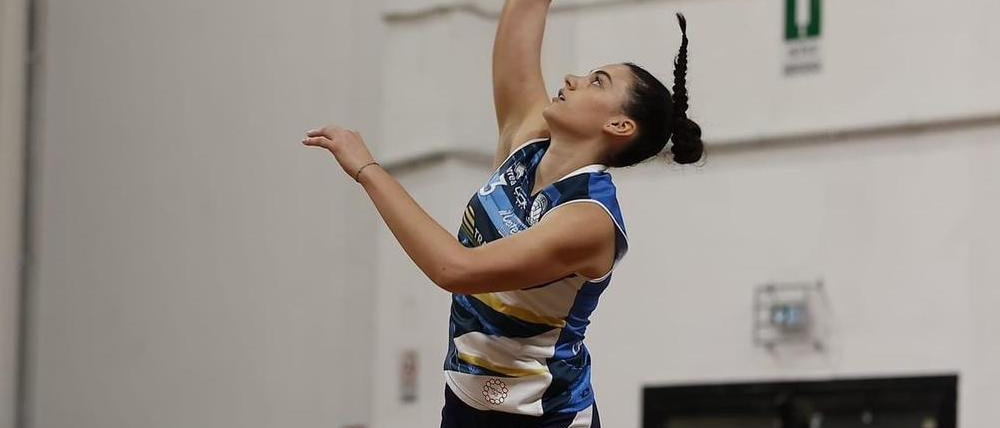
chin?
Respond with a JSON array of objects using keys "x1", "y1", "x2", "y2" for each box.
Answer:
[
  {"x1": 542, "y1": 108, "x2": 578, "y2": 135},
  {"x1": 541, "y1": 104, "x2": 556, "y2": 123}
]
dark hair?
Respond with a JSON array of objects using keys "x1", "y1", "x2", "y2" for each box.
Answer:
[{"x1": 610, "y1": 13, "x2": 704, "y2": 167}]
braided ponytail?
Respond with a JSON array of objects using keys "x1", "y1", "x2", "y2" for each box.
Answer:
[
  {"x1": 668, "y1": 13, "x2": 703, "y2": 165},
  {"x1": 610, "y1": 13, "x2": 705, "y2": 168},
  {"x1": 671, "y1": 13, "x2": 690, "y2": 119}
]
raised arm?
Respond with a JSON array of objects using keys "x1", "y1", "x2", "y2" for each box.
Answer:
[{"x1": 491, "y1": 0, "x2": 553, "y2": 169}]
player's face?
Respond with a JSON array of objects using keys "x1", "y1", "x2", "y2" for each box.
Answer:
[{"x1": 542, "y1": 64, "x2": 634, "y2": 139}]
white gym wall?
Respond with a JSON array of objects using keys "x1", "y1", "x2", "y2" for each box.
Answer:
[
  {"x1": 373, "y1": 0, "x2": 1000, "y2": 427},
  {"x1": 24, "y1": 1, "x2": 382, "y2": 427},
  {"x1": 15, "y1": 0, "x2": 1000, "y2": 427}
]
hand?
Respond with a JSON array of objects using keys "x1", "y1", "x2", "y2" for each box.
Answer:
[{"x1": 302, "y1": 125, "x2": 377, "y2": 182}]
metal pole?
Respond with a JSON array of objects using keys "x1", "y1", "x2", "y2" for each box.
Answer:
[{"x1": 16, "y1": 0, "x2": 41, "y2": 426}]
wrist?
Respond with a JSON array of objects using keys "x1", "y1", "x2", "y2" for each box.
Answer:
[{"x1": 354, "y1": 161, "x2": 381, "y2": 184}]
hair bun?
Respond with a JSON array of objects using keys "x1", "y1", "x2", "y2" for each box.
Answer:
[{"x1": 670, "y1": 117, "x2": 704, "y2": 165}]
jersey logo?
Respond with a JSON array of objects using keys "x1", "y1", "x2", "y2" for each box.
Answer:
[
  {"x1": 513, "y1": 187, "x2": 528, "y2": 210},
  {"x1": 499, "y1": 209, "x2": 524, "y2": 234},
  {"x1": 461, "y1": 206, "x2": 484, "y2": 246},
  {"x1": 478, "y1": 173, "x2": 508, "y2": 196},
  {"x1": 482, "y1": 379, "x2": 509, "y2": 405},
  {"x1": 527, "y1": 193, "x2": 549, "y2": 225},
  {"x1": 505, "y1": 162, "x2": 527, "y2": 184}
]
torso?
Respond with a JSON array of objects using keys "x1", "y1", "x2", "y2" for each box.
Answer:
[{"x1": 442, "y1": 138, "x2": 630, "y2": 416}]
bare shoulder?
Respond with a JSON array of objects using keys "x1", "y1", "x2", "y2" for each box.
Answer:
[
  {"x1": 539, "y1": 201, "x2": 614, "y2": 238},
  {"x1": 535, "y1": 201, "x2": 616, "y2": 279}
]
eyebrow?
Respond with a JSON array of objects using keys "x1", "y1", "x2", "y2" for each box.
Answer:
[{"x1": 588, "y1": 69, "x2": 613, "y2": 87}]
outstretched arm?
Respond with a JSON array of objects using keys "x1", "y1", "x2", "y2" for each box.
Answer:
[
  {"x1": 358, "y1": 164, "x2": 614, "y2": 294},
  {"x1": 302, "y1": 126, "x2": 616, "y2": 294},
  {"x1": 491, "y1": 0, "x2": 553, "y2": 169}
]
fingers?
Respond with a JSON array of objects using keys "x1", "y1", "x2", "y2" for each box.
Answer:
[
  {"x1": 306, "y1": 126, "x2": 360, "y2": 139},
  {"x1": 306, "y1": 128, "x2": 330, "y2": 138},
  {"x1": 301, "y1": 136, "x2": 334, "y2": 148},
  {"x1": 302, "y1": 125, "x2": 362, "y2": 152}
]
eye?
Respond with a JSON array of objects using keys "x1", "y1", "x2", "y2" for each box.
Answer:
[{"x1": 591, "y1": 76, "x2": 602, "y2": 87}]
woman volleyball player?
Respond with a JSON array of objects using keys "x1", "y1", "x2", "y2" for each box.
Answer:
[{"x1": 302, "y1": 0, "x2": 704, "y2": 426}]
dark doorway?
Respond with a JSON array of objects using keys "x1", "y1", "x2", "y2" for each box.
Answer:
[{"x1": 643, "y1": 375, "x2": 957, "y2": 428}]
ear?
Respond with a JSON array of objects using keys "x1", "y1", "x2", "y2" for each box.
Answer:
[{"x1": 603, "y1": 115, "x2": 636, "y2": 139}]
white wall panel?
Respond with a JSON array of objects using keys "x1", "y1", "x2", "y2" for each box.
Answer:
[
  {"x1": 382, "y1": 0, "x2": 1000, "y2": 158},
  {"x1": 379, "y1": 6, "x2": 577, "y2": 163},
  {"x1": 30, "y1": 1, "x2": 382, "y2": 427},
  {"x1": 573, "y1": 0, "x2": 999, "y2": 142}
]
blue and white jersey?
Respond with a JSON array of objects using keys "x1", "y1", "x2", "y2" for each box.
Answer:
[{"x1": 444, "y1": 138, "x2": 629, "y2": 416}]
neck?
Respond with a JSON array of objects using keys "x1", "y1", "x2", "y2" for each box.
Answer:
[{"x1": 534, "y1": 128, "x2": 607, "y2": 191}]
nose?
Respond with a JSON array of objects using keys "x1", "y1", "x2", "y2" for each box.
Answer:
[{"x1": 563, "y1": 74, "x2": 580, "y2": 90}]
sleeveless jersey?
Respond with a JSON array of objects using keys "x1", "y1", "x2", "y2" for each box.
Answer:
[{"x1": 443, "y1": 138, "x2": 629, "y2": 416}]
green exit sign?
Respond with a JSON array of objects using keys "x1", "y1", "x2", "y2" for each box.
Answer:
[{"x1": 786, "y1": 0, "x2": 822, "y2": 40}]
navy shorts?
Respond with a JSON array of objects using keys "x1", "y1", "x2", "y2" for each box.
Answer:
[{"x1": 440, "y1": 385, "x2": 601, "y2": 428}]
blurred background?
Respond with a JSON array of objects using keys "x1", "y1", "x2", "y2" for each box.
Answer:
[{"x1": 2, "y1": 0, "x2": 999, "y2": 427}]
